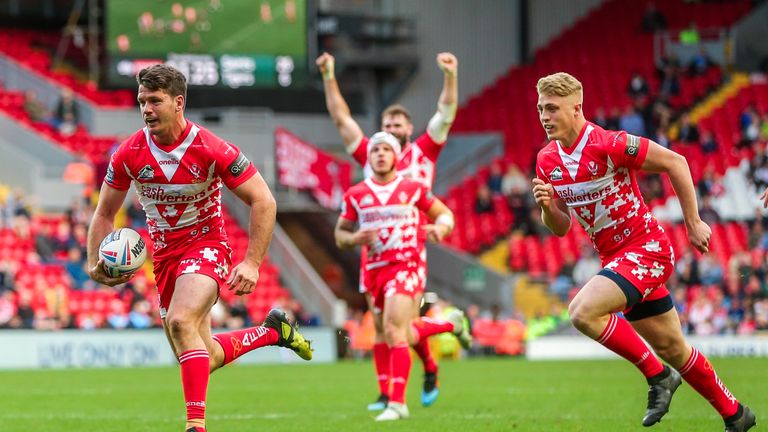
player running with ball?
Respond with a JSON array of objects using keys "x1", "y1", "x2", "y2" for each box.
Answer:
[
  {"x1": 532, "y1": 72, "x2": 755, "y2": 431},
  {"x1": 86, "y1": 64, "x2": 311, "y2": 432}
]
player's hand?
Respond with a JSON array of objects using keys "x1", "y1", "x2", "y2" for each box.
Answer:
[
  {"x1": 532, "y1": 178, "x2": 555, "y2": 209},
  {"x1": 761, "y1": 187, "x2": 768, "y2": 208},
  {"x1": 423, "y1": 224, "x2": 450, "y2": 243},
  {"x1": 686, "y1": 219, "x2": 712, "y2": 254},
  {"x1": 437, "y1": 52, "x2": 458, "y2": 77},
  {"x1": 353, "y1": 229, "x2": 378, "y2": 246},
  {"x1": 88, "y1": 258, "x2": 133, "y2": 287},
  {"x1": 227, "y1": 261, "x2": 260, "y2": 296},
  {"x1": 316, "y1": 52, "x2": 335, "y2": 79}
]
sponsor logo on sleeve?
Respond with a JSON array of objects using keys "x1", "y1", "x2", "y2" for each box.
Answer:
[
  {"x1": 625, "y1": 134, "x2": 640, "y2": 157},
  {"x1": 549, "y1": 166, "x2": 563, "y2": 181},
  {"x1": 227, "y1": 153, "x2": 250, "y2": 177},
  {"x1": 106, "y1": 162, "x2": 115, "y2": 183}
]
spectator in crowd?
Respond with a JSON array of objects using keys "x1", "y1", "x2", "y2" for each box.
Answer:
[
  {"x1": 474, "y1": 183, "x2": 493, "y2": 214},
  {"x1": 740, "y1": 104, "x2": 760, "y2": 143},
  {"x1": 676, "y1": 249, "x2": 701, "y2": 286},
  {"x1": 593, "y1": 107, "x2": 609, "y2": 129},
  {"x1": 549, "y1": 253, "x2": 575, "y2": 302},
  {"x1": 619, "y1": 104, "x2": 646, "y2": 137},
  {"x1": 51, "y1": 220, "x2": 76, "y2": 256},
  {"x1": 760, "y1": 113, "x2": 768, "y2": 141},
  {"x1": 641, "y1": 2, "x2": 667, "y2": 32},
  {"x1": 699, "y1": 255, "x2": 724, "y2": 286},
  {"x1": 606, "y1": 107, "x2": 621, "y2": 130},
  {"x1": 627, "y1": 71, "x2": 650, "y2": 100},
  {"x1": 699, "y1": 196, "x2": 721, "y2": 225},
  {"x1": 23, "y1": 90, "x2": 48, "y2": 123},
  {"x1": 572, "y1": 245, "x2": 601, "y2": 288},
  {"x1": 659, "y1": 65, "x2": 681, "y2": 97},
  {"x1": 14, "y1": 290, "x2": 35, "y2": 329},
  {"x1": 678, "y1": 113, "x2": 700, "y2": 143},
  {"x1": 64, "y1": 246, "x2": 93, "y2": 290},
  {"x1": 107, "y1": 298, "x2": 129, "y2": 329},
  {"x1": 0, "y1": 290, "x2": 16, "y2": 328},
  {"x1": 653, "y1": 127, "x2": 671, "y2": 149},
  {"x1": 679, "y1": 21, "x2": 700, "y2": 45},
  {"x1": 487, "y1": 162, "x2": 503, "y2": 195},
  {"x1": 501, "y1": 163, "x2": 527, "y2": 199},
  {"x1": 53, "y1": 88, "x2": 80, "y2": 136},
  {"x1": 688, "y1": 47, "x2": 714, "y2": 77},
  {"x1": 700, "y1": 130, "x2": 718, "y2": 154},
  {"x1": 126, "y1": 196, "x2": 147, "y2": 229},
  {"x1": 698, "y1": 164, "x2": 724, "y2": 198},
  {"x1": 689, "y1": 294, "x2": 714, "y2": 335},
  {"x1": 128, "y1": 299, "x2": 153, "y2": 329},
  {"x1": 34, "y1": 223, "x2": 56, "y2": 263}
]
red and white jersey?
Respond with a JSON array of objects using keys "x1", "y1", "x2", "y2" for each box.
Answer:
[
  {"x1": 340, "y1": 176, "x2": 435, "y2": 268},
  {"x1": 351, "y1": 132, "x2": 444, "y2": 187},
  {"x1": 536, "y1": 122, "x2": 664, "y2": 259},
  {"x1": 105, "y1": 121, "x2": 256, "y2": 261}
]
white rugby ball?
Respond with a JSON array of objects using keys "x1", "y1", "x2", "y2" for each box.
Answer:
[{"x1": 99, "y1": 228, "x2": 147, "y2": 277}]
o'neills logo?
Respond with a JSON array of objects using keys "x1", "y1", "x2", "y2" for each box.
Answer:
[
  {"x1": 558, "y1": 184, "x2": 611, "y2": 204},
  {"x1": 158, "y1": 159, "x2": 180, "y2": 165},
  {"x1": 141, "y1": 185, "x2": 206, "y2": 202}
]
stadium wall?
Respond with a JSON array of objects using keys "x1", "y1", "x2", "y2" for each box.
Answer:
[
  {"x1": 0, "y1": 328, "x2": 338, "y2": 369},
  {"x1": 527, "y1": 335, "x2": 768, "y2": 361}
]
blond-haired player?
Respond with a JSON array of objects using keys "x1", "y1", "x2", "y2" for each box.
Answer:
[{"x1": 532, "y1": 72, "x2": 754, "y2": 431}]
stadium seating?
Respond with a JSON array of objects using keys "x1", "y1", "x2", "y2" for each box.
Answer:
[{"x1": 0, "y1": 28, "x2": 134, "y2": 107}]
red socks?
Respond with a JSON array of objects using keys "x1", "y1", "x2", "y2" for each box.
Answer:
[
  {"x1": 179, "y1": 350, "x2": 210, "y2": 423},
  {"x1": 597, "y1": 314, "x2": 665, "y2": 378},
  {"x1": 372, "y1": 342, "x2": 391, "y2": 397},
  {"x1": 212, "y1": 326, "x2": 279, "y2": 365},
  {"x1": 679, "y1": 347, "x2": 739, "y2": 418},
  {"x1": 389, "y1": 343, "x2": 412, "y2": 404}
]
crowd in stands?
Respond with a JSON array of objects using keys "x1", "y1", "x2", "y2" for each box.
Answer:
[{"x1": 0, "y1": 187, "x2": 312, "y2": 331}]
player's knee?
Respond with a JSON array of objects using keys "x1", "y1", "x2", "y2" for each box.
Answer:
[
  {"x1": 166, "y1": 313, "x2": 195, "y2": 339},
  {"x1": 568, "y1": 302, "x2": 592, "y2": 332},
  {"x1": 383, "y1": 321, "x2": 406, "y2": 345},
  {"x1": 652, "y1": 339, "x2": 687, "y2": 363}
]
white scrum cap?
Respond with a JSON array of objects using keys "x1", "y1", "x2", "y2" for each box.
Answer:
[{"x1": 367, "y1": 131, "x2": 401, "y2": 156}]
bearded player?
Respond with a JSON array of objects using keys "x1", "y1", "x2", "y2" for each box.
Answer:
[
  {"x1": 532, "y1": 72, "x2": 755, "y2": 431},
  {"x1": 317, "y1": 50, "x2": 466, "y2": 410}
]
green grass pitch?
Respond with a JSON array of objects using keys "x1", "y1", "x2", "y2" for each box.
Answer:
[
  {"x1": 106, "y1": 0, "x2": 306, "y2": 56},
  {"x1": 1, "y1": 357, "x2": 764, "y2": 431}
]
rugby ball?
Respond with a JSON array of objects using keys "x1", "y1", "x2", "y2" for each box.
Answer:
[{"x1": 99, "y1": 228, "x2": 147, "y2": 277}]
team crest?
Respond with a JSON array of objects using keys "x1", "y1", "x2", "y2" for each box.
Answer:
[
  {"x1": 549, "y1": 166, "x2": 563, "y2": 181},
  {"x1": 588, "y1": 160, "x2": 598, "y2": 176},
  {"x1": 137, "y1": 164, "x2": 155, "y2": 180},
  {"x1": 189, "y1": 163, "x2": 203, "y2": 182},
  {"x1": 398, "y1": 191, "x2": 409, "y2": 203},
  {"x1": 360, "y1": 194, "x2": 374, "y2": 206}
]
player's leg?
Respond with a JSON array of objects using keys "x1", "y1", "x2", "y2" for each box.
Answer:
[
  {"x1": 367, "y1": 291, "x2": 390, "y2": 411},
  {"x1": 375, "y1": 292, "x2": 416, "y2": 421},
  {"x1": 569, "y1": 273, "x2": 666, "y2": 378},
  {"x1": 166, "y1": 273, "x2": 219, "y2": 432},
  {"x1": 631, "y1": 306, "x2": 755, "y2": 430},
  {"x1": 409, "y1": 291, "x2": 440, "y2": 407}
]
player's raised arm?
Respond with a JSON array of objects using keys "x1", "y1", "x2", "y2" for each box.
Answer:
[
  {"x1": 426, "y1": 52, "x2": 459, "y2": 144},
  {"x1": 316, "y1": 52, "x2": 365, "y2": 152},
  {"x1": 423, "y1": 198, "x2": 454, "y2": 243},
  {"x1": 86, "y1": 182, "x2": 132, "y2": 286},
  {"x1": 532, "y1": 178, "x2": 571, "y2": 237},
  {"x1": 228, "y1": 172, "x2": 276, "y2": 295},
  {"x1": 640, "y1": 140, "x2": 711, "y2": 253}
]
